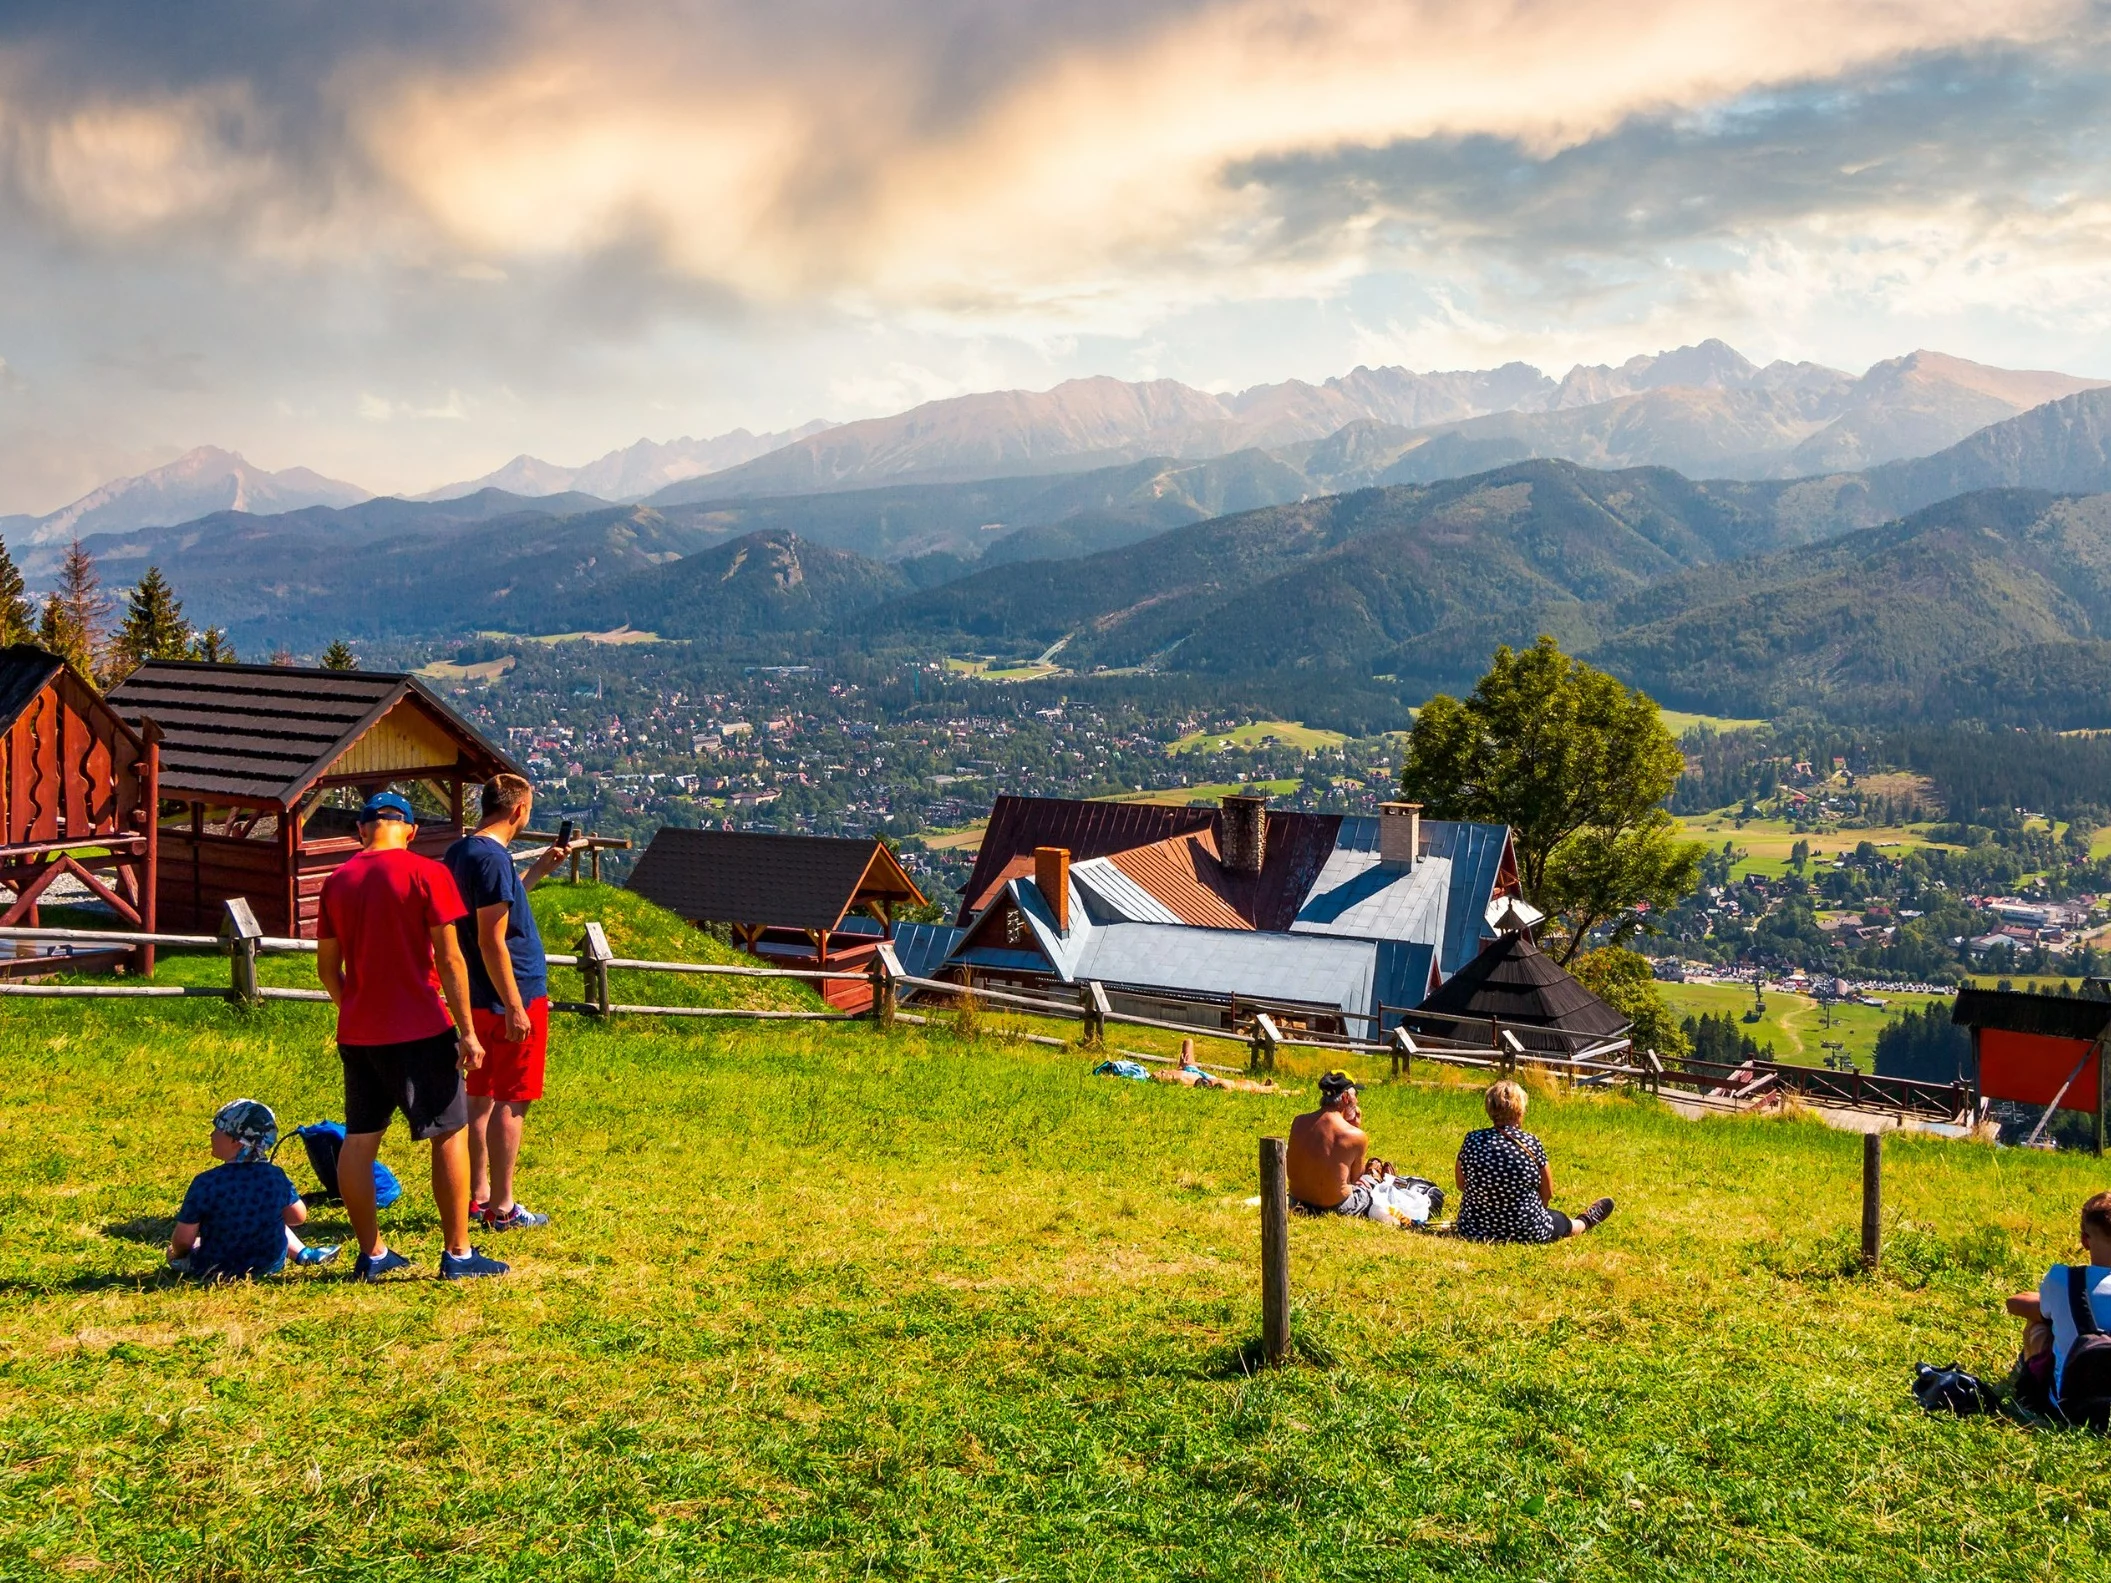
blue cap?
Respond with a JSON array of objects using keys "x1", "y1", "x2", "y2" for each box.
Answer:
[{"x1": 358, "y1": 791, "x2": 417, "y2": 824}]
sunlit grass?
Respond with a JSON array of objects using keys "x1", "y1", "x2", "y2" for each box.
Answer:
[{"x1": 2, "y1": 889, "x2": 2108, "y2": 1578}]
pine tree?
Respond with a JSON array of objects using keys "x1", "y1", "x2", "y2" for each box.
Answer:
[
  {"x1": 55, "y1": 539, "x2": 112, "y2": 682},
  {"x1": 320, "y1": 639, "x2": 358, "y2": 671},
  {"x1": 269, "y1": 648, "x2": 295, "y2": 668},
  {"x1": 192, "y1": 628, "x2": 237, "y2": 664},
  {"x1": 37, "y1": 592, "x2": 92, "y2": 679},
  {"x1": 0, "y1": 535, "x2": 30, "y2": 647},
  {"x1": 110, "y1": 566, "x2": 191, "y2": 681}
]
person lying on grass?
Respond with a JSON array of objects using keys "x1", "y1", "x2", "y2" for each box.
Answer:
[
  {"x1": 167, "y1": 1100, "x2": 339, "y2": 1279},
  {"x1": 2005, "y1": 1190, "x2": 2111, "y2": 1417},
  {"x1": 1156, "y1": 1038, "x2": 1282, "y2": 1094},
  {"x1": 1287, "y1": 1071, "x2": 1393, "y2": 1216},
  {"x1": 1453, "y1": 1080, "x2": 1614, "y2": 1244}
]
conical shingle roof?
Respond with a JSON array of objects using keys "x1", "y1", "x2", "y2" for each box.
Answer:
[{"x1": 1409, "y1": 931, "x2": 1630, "y2": 1038}]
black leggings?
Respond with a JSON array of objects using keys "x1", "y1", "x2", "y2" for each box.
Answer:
[{"x1": 1548, "y1": 1209, "x2": 1576, "y2": 1239}]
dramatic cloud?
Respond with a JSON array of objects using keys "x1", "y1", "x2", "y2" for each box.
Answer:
[{"x1": 0, "y1": 0, "x2": 2106, "y2": 507}]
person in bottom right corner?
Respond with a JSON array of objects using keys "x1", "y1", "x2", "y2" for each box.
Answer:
[
  {"x1": 2006, "y1": 1191, "x2": 2111, "y2": 1420},
  {"x1": 1454, "y1": 1080, "x2": 1615, "y2": 1244}
]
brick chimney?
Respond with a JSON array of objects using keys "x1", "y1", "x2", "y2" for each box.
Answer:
[
  {"x1": 1379, "y1": 801, "x2": 1422, "y2": 871},
  {"x1": 1219, "y1": 794, "x2": 1268, "y2": 877},
  {"x1": 1034, "y1": 845, "x2": 1071, "y2": 933}
]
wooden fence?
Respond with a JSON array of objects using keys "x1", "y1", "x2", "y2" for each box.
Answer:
[{"x1": 0, "y1": 902, "x2": 1971, "y2": 1120}]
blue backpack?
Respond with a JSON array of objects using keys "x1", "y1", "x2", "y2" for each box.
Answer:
[{"x1": 292, "y1": 1121, "x2": 404, "y2": 1210}]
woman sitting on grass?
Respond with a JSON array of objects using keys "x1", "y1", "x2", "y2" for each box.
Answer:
[{"x1": 1454, "y1": 1080, "x2": 1614, "y2": 1244}]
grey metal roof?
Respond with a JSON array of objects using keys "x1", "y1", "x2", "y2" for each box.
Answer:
[
  {"x1": 889, "y1": 922, "x2": 965, "y2": 981},
  {"x1": 1070, "y1": 856, "x2": 1184, "y2": 924},
  {"x1": 1289, "y1": 844, "x2": 1450, "y2": 942},
  {"x1": 1430, "y1": 820, "x2": 1513, "y2": 976}
]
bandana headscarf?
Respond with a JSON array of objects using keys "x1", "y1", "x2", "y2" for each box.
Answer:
[{"x1": 213, "y1": 1098, "x2": 278, "y2": 1162}]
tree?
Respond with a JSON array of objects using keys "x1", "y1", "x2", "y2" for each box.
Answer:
[
  {"x1": 1789, "y1": 838, "x2": 1810, "y2": 875},
  {"x1": 269, "y1": 648, "x2": 295, "y2": 668},
  {"x1": 36, "y1": 592, "x2": 92, "y2": 679},
  {"x1": 55, "y1": 539, "x2": 112, "y2": 682},
  {"x1": 1569, "y1": 947, "x2": 1690, "y2": 1060},
  {"x1": 192, "y1": 628, "x2": 237, "y2": 664},
  {"x1": 109, "y1": 566, "x2": 191, "y2": 681},
  {"x1": 320, "y1": 639, "x2": 358, "y2": 671},
  {"x1": 1400, "y1": 636, "x2": 1703, "y2": 960},
  {"x1": 0, "y1": 535, "x2": 30, "y2": 646}
]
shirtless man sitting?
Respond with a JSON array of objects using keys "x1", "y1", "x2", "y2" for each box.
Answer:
[{"x1": 1286, "y1": 1071, "x2": 1377, "y2": 1216}]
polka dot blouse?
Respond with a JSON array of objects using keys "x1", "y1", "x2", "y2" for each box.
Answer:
[{"x1": 1455, "y1": 1126, "x2": 1558, "y2": 1244}]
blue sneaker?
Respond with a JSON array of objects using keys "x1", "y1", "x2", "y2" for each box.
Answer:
[
  {"x1": 438, "y1": 1247, "x2": 510, "y2": 1280},
  {"x1": 483, "y1": 1204, "x2": 549, "y2": 1232},
  {"x1": 295, "y1": 1243, "x2": 342, "y2": 1266},
  {"x1": 351, "y1": 1249, "x2": 411, "y2": 1282}
]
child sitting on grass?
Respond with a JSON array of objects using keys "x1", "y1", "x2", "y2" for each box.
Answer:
[{"x1": 167, "y1": 1100, "x2": 339, "y2": 1279}]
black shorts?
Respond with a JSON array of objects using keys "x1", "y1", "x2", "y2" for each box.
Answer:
[{"x1": 340, "y1": 1030, "x2": 468, "y2": 1139}]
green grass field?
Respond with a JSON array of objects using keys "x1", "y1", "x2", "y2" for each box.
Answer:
[
  {"x1": 1167, "y1": 720, "x2": 1349, "y2": 755},
  {"x1": 1674, "y1": 813, "x2": 1961, "y2": 880},
  {"x1": 1658, "y1": 982, "x2": 1953, "y2": 1069},
  {"x1": 1660, "y1": 708, "x2": 1768, "y2": 736},
  {"x1": 3, "y1": 886, "x2": 2110, "y2": 1578}
]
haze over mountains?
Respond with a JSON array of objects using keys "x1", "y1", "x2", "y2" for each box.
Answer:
[
  {"x1": 1, "y1": 446, "x2": 370, "y2": 547},
  {"x1": 418, "y1": 422, "x2": 836, "y2": 502}
]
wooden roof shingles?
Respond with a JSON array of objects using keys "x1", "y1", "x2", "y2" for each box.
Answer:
[
  {"x1": 107, "y1": 660, "x2": 516, "y2": 807},
  {"x1": 1407, "y1": 931, "x2": 1629, "y2": 1038},
  {"x1": 627, "y1": 828, "x2": 925, "y2": 933}
]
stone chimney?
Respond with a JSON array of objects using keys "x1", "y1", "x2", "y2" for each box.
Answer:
[
  {"x1": 1219, "y1": 794, "x2": 1268, "y2": 877},
  {"x1": 1378, "y1": 801, "x2": 1422, "y2": 871},
  {"x1": 1034, "y1": 845, "x2": 1071, "y2": 933}
]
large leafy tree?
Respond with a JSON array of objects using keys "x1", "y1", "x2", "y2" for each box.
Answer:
[
  {"x1": 1400, "y1": 635, "x2": 1702, "y2": 960},
  {"x1": 109, "y1": 566, "x2": 192, "y2": 681},
  {"x1": 0, "y1": 535, "x2": 31, "y2": 646}
]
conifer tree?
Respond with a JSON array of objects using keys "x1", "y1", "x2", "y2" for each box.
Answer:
[
  {"x1": 54, "y1": 539, "x2": 112, "y2": 682},
  {"x1": 192, "y1": 628, "x2": 237, "y2": 664},
  {"x1": 110, "y1": 566, "x2": 191, "y2": 681},
  {"x1": 320, "y1": 639, "x2": 358, "y2": 671},
  {"x1": 37, "y1": 592, "x2": 92, "y2": 679},
  {"x1": 0, "y1": 535, "x2": 30, "y2": 647}
]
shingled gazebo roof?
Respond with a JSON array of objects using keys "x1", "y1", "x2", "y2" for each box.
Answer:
[
  {"x1": 1408, "y1": 931, "x2": 1630, "y2": 1038},
  {"x1": 628, "y1": 828, "x2": 925, "y2": 933},
  {"x1": 107, "y1": 660, "x2": 517, "y2": 807}
]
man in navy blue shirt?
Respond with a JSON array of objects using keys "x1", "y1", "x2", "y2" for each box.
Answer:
[{"x1": 443, "y1": 774, "x2": 578, "y2": 1231}]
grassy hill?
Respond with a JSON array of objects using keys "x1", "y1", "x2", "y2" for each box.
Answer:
[{"x1": 2, "y1": 886, "x2": 2109, "y2": 1576}]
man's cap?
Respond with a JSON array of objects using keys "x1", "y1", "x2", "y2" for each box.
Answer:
[
  {"x1": 1318, "y1": 1069, "x2": 1358, "y2": 1098},
  {"x1": 212, "y1": 1098, "x2": 278, "y2": 1159},
  {"x1": 358, "y1": 791, "x2": 416, "y2": 824}
]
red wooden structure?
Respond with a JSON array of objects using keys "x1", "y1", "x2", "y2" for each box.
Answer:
[
  {"x1": 0, "y1": 645, "x2": 160, "y2": 973},
  {"x1": 108, "y1": 660, "x2": 517, "y2": 938},
  {"x1": 1953, "y1": 986, "x2": 2111, "y2": 1152}
]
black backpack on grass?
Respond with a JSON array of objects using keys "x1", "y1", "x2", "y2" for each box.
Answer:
[{"x1": 2057, "y1": 1266, "x2": 2111, "y2": 1432}]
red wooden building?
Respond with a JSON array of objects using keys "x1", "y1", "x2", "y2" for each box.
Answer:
[
  {"x1": 0, "y1": 645, "x2": 160, "y2": 973},
  {"x1": 108, "y1": 660, "x2": 518, "y2": 938},
  {"x1": 1952, "y1": 986, "x2": 2111, "y2": 1153}
]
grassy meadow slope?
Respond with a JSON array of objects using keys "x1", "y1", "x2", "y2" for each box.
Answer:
[{"x1": 0, "y1": 887, "x2": 2108, "y2": 1577}]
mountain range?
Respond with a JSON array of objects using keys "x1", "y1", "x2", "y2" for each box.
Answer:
[
  {"x1": 417, "y1": 421, "x2": 836, "y2": 502},
  {"x1": 2, "y1": 446, "x2": 370, "y2": 548}
]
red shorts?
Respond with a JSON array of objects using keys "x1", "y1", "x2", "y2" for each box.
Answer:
[{"x1": 467, "y1": 997, "x2": 549, "y2": 1102}]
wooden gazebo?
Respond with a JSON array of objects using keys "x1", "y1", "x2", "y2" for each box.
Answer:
[
  {"x1": 0, "y1": 645, "x2": 161, "y2": 972},
  {"x1": 108, "y1": 661, "x2": 518, "y2": 937}
]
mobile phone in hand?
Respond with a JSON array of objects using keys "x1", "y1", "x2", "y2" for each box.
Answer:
[{"x1": 557, "y1": 818, "x2": 575, "y2": 850}]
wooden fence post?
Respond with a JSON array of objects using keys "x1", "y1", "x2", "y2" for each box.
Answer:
[
  {"x1": 1259, "y1": 1136, "x2": 1290, "y2": 1367},
  {"x1": 1250, "y1": 1012, "x2": 1282, "y2": 1073},
  {"x1": 1082, "y1": 980, "x2": 1109, "y2": 1048},
  {"x1": 1645, "y1": 1048, "x2": 1664, "y2": 1095},
  {"x1": 579, "y1": 922, "x2": 614, "y2": 1017},
  {"x1": 222, "y1": 897, "x2": 262, "y2": 1006},
  {"x1": 1390, "y1": 1026, "x2": 1416, "y2": 1080},
  {"x1": 2097, "y1": 1037, "x2": 2109, "y2": 1158},
  {"x1": 1861, "y1": 1131, "x2": 1883, "y2": 1272},
  {"x1": 870, "y1": 941, "x2": 902, "y2": 1027}
]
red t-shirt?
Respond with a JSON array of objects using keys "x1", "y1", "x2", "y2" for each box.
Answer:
[{"x1": 318, "y1": 847, "x2": 468, "y2": 1046}]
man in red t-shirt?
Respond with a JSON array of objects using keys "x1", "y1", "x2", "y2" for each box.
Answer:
[{"x1": 316, "y1": 792, "x2": 507, "y2": 1281}]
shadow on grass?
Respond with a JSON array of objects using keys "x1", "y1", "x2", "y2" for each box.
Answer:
[
  {"x1": 1212, "y1": 1326, "x2": 1343, "y2": 1377},
  {"x1": 103, "y1": 1216, "x2": 176, "y2": 1245},
  {"x1": 0, "y1": 1269, "x2": 182, "y2": 1295}
]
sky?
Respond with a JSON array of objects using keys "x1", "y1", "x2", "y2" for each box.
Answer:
[{"x1": 5, "y1": 0, "x2": 2111, "y2": 512}]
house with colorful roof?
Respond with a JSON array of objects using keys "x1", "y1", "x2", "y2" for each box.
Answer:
[{"x1": 905, "y1": 792, "x2": 1522, "y2": 1036}]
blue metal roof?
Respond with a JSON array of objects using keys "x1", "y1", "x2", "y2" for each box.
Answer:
[
  {"x1": 889, "y1": 922, "x2": 965, "y2": 981},
  {"x1": 1371, "y1": 939, "x2": 1437, "y2": 1028},
  {"x1": 1425, "y1": 821, "x2": 1511, "y2": 977}
]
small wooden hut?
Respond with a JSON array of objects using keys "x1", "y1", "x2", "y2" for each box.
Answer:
[
  {"x1": 1952, "y1": 986, "x2": 2111, "y2": 1153},
  {"x1": 108, "y1": 660, "x2": 518, "y2": 937},
  {"x1": 0, "y1": 645, "x2": 160, "y2": 972},
  {"x1": 626, "y1": 828, "x2": 926, "y2": 1008}
]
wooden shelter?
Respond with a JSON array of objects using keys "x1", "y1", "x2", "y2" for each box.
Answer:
[
  {"x1": 0, "y1": 645, "x2": 161, "y2": 972},
  {"x1": 626, "y1": 828, "x2": 926, "y2": 1007},
  {"x1": 1952, "y1": 986, "x2": 2111, "y2": 1153},
  {"x1": 1402, "y1": 928, "x2": 1630, "y2": 1050},
  {"x1": 107, "y1": 660, "x2": 518, "y2": 938}
]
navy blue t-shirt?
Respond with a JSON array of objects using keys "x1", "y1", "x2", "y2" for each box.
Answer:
[
  {"x1": 177, "y1": 1160, "x2": 298, "y2": 1278},
  {"x1": 443, "y1": 832, "x2": 549, "y2": 1012}
]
